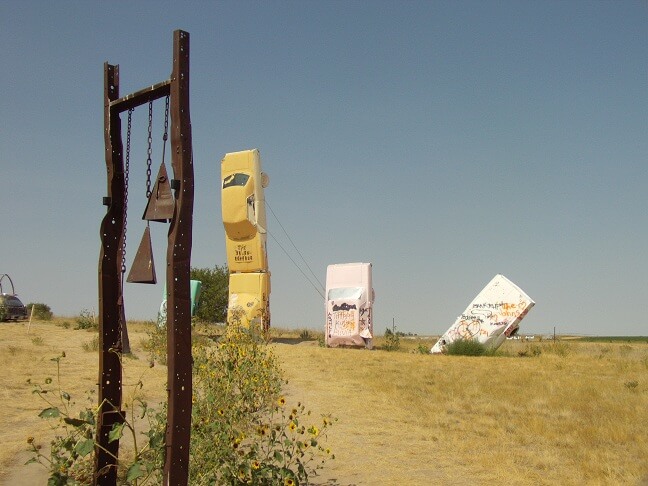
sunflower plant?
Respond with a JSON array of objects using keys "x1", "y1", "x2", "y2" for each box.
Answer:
[
  {"x1": 190, "y1": 321, "x2": 335, "y2": 485},
  {"x1": 26, "y1": 354, "x2": 166, "y2": 485}
]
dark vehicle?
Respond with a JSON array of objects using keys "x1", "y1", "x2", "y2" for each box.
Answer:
[
  {"x1": 0, "y1": 274, "x2": 28, "y2": 321},
  {"x1": 0, "y1": 293, "x2": 27, "y2": 321}
]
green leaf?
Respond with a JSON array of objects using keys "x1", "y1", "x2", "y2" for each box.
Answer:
[
  {"x1": 148, "y1": 430, "x2": 164, "y2": 449},
  {"x1": 63, "y1": 417, "x2": 87, "y2": 427},
  {"x1": 108, "y1": 422, "x2": 124, "y2": 443},
  {"x1": 74, "y1": 438, "x2": 94, "y2": 456},
  {"x1": 39, "y1": 407, "x2": 60, "y2": 418},
  {"x1": 126, "y1": 462, "x2": 145, "y2": 481},
  {"x1": 273, "y1": 450, "x2": 283, "y2": 462},
  {"x1": 80, "y1": 409, "x2": 96, "y2": 425}
]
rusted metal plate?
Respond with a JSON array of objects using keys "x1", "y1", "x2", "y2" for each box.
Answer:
[
  {"x1": 143, "y1": 162, "x2": 174, "y2": 222},
  {"x1": 126, "y1": 226, "x2": 157, "y2": 284}
]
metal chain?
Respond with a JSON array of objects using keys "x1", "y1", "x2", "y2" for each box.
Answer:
[
  {"x1": 122, "y1": 109, "x2": 133, "y2": 275},
  {"x1": 162, "y1": 95, "x2": 169, "y2": 165},
  {"x1": 116, "y1": 108, "x2": 134, "y2": 352},
  {"x1": 146, "y1": 101, "x2": 153, "y2": 198}
]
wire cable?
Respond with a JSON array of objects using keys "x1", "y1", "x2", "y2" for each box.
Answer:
[
  {"x1": 267, "y1": 230, "x2": 325, "y2": 299},
  {"x1": 266, "y1": 201, "x2": 326, "y2": 294}
]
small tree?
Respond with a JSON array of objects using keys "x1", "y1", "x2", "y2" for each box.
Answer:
[
  {"x1": 191, "y1": 265, "x2": 229, "y2": 323},
  {"x1": 26, "y1": 303, "x2": 53, "y2": 320}
]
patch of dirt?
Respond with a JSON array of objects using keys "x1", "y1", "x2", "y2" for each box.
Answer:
[{"x1": 1, "y1": 451, "x2": 48, "y2": 486}]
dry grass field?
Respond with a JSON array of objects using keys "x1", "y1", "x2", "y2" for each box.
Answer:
[{"x1": 0, "y1": 320, "x2": 646, "y2": 485}]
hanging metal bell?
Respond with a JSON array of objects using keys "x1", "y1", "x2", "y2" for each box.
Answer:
[
  {"x1": 127, "y1": 226, "x2": 157, "y2": 284},
  {"x1": 143, "y1": 163, "x2": 174, "y2": 222}
]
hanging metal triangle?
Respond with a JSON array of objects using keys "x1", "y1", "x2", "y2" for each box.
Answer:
[
  {"x1": 127, "y1": 226, "x2": 157, "y2": 284},
  {"x1": 143, "y1": 162, "x2": 175, "y2": 222}
]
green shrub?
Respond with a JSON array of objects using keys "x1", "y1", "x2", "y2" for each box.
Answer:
[
  {"x1": 383, "y1": 327, "x2": 401, "y2": 352},
  {"x1": 445, "y1": 338, "x2": 488, "y2": 356},
  {"x1": 26, "y1": 303, "x2": 53, "y2": 320},
  {"x1": 74, "y1": 309, "x2": 97, "y2": 330},
  {"x1": 0, "y1": 305, "x2": 7, "y2": 322},
  {"x1": 414, "y1": 344, "x2": 430, "y2": 354}
]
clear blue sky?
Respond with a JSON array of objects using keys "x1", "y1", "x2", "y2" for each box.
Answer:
[{"x1": 1, "y1": 1, "x2": 646, "y2": 336}]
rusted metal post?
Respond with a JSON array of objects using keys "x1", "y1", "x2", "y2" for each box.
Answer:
[
  {"x1": 164, "y1": 29, "x2": 193, "y2": 485},
  {"x1": 96, "y1": 62, "x2": 125, "y2": 484}
]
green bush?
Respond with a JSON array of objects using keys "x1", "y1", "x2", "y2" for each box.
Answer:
[
  {"x1": 414, "y1": 344, "x2": 430, "y2": 355},
  {"x1": 0, "y1": 306, "x2": 6, "y2": 322},
  {"x1": 445, "y1": 338, "x2": 489, "y2": 356},
  {"x1": 383, "y1": 327, "x2": 401, "y2": 352},
  {"x1": 26, "y1": 303, "x2": 53, "y2": 320},
  {"x1": 74, "y1": 309, "x2": 97, "y2": 330}
]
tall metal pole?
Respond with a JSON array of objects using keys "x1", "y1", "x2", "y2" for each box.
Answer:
[
  {"x1": 97, "y1": 62, "x2": 125, "y2": 484},
  {"x1": 164, "y1": 29, "x2": 193, "y2": 485}
]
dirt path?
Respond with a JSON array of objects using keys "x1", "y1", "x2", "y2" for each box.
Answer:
[
  {"x1": 273, "y1": 342, "x2": 451, "y2": 486},
  {"x1": 1, "y1": 452, "x2": 49, "y2": 485}
]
